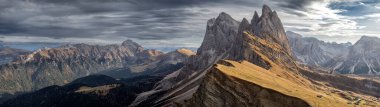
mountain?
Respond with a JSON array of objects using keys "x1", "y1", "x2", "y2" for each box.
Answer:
[
  {"x1": 2, "y1": 5, "x2": 380, "y2": 107},
  {"x1": 1, "y1": 75, "x2": 163, "y2": 107},
  {"x1": 132, "y1": 5, "x2": 380, "y2": 107},
  {"x1": 0, "y1": 41, "x2": 30, "y2": 65},
  {"x1": 287, "y1": 31, "x2": 351, "y2": 67},
  {"x1": 0, "y1": 40, "x2": 193, "y2": 104},
  {"x1": 0, "y1": 47, "x2": 30, "y2": 65},
  {"x1": 130, "y1": 12, "x2": 240, "y2": 107},
  {"x1": 99, "y1": 48, "x2": 194, "y2": 78},
  {"x1": 328, "y1": 36, "x2": 380, "y2": 74},
  {"x1": 287, "y1": 31, "x2": 380, "y2": 75}
]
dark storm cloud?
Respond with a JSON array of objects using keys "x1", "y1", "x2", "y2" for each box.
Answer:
[
  {"x1": 272, "y1": 0, "x2": 319, "y2": 10},
  {"x1": 0, "y1": 0, "x2": 202, "y2": 39},
  {"x1": 1, "y1": 0, "x2": 379, "y2": 47},
  {"x1": 0, "y1": 0, "x2": 269, "y2": 42},
  {"x1": 0, "y1": 0, "x2": 263, "y2": 41}
]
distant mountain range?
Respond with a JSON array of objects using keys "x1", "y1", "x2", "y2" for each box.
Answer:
[
  {"x1": 0, "y1": 41, "x2": 30, "y2": 65},
  {"x1": 288, "y1": 31, "x2": 380, "y2": 75},
  {"x1": 0, "y1": 40, "x2": 194, "y2": 104}
]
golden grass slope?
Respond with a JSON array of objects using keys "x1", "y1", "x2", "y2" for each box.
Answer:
[{"x1": 215, "y1": 60, "x2": 380, "y2": 107}]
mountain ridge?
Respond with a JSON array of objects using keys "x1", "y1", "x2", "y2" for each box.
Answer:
[
  {"x1": 132, "y1": 5, "x2": 380, "y2": 107},
  {"x1": 288, "y1": 31, "x2": 380, "y2": 75},
  {"x1": 0, "y1": 39, "x2": 193, "y2": 99}
]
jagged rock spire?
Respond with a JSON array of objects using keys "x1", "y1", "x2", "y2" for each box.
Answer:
[
  {"x1": 262, "y1": 4, "x2": 273, "y2": 18},
  {"x1": 197, "y1": 12, "x2": 239, "y2": 56},
  {"x1": 250, "y1": 4, "x2": 292, "y2": 55}
]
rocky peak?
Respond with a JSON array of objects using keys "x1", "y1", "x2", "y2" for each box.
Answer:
[
  {"x1": 251, "y1": 11, "x2": 259, "y2": 27},
  {"x1": 351, "y1": 36, "x2": 380, "y2": 53},
  {"x1": 121, "y1": 40, "x2": 144, "y2": 52},
  {"x1": 355, "y1": 36, "x2": 380, "y2": 45},
  {"x1": 251, "y1": 5, "x2": 290, "y2": 54},
  {"x1": 328, "y1": 36, "x2": 380, "y2": 74},
  {"x1": 286, "y1": 31, "x2": 302, "y2": 39},
  {"x1": 197, "y1": 12, "x2": 239, "y2": 56},
  {"x1": 216, "y1": 12, "x2": 235, "y2": 22},
  {"x1": 261, "y1": 5, "x2": 273, "y2": 18}
]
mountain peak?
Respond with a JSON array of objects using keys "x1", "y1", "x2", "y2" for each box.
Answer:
[
  {"x1": 198, "y1": 12, "x2": 239, "y2": 55},
  {"x1": 251, "y1": 5, "x2": 291, "y2": 55},
  {"x1": 359, "y1": 36, "x2": 379, "y2": 41},
  {"x1": 121, "y1": 39, "x2": 144, "y2": 52},
  {"x1": 251, "y1": 11, "x2": 259, "y2": 26},
  {"x1": 122, "y1": 39, "x2": 138, "y2": 46},
  {"x1": 356, "y1": 36, "x2": 380, "y2": 45},
  {"x1": 286, "y1": 31, "x2": 303, "y2": 38},
  {"x1": 262, "y1": 4, "x2": 273, "y2": 17},
  {"x1": 216, "y1": 12, "x2": 234, "y2": 21}
]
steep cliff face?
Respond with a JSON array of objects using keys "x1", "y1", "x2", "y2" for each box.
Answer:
[
  {"x1": 229, "y1": 18, "x2": 295, "y2": 70},
  {"x1": 251, "y1": 5, "x2": 291, "y2": 54}
]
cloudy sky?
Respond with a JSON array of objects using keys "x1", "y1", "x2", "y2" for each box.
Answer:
[{"x1": 0, "y1": 0, "x2": 379, "y2": 48}]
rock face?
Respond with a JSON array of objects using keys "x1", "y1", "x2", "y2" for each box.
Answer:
[
  {"x1": 251, "y1": 5, "x2": 291, "y2": 54},
  {"x1": 0, "y1": 40, "x2": 193, "y2": 96},
  {"x1": 287, "y1": 31, "x2": 351, "y2": 67}
]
